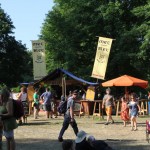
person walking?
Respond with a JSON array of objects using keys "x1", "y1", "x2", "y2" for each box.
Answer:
[
  {"x1": 102, "y1": 88, "x2": 116, "y2": 125},
  {"x1": 40, "y1": 88, "x2": 53, "y2": 118},
  {"x1": 33, "y1": 88, "x2": 40, "y2": 119},
  {"x1": 120, "y1": 96, "x2": 130, "y2": 127},
  {"x1": 17, "y1": 87, "x2": 28, "y2": 124},
  {"x1": 0, "y1": 88, "x2": 18, "y2": 150},
  {"x1": 58, "y1": 90, "x2": 79, "y2": 142},
  {"x1": 128, "y1": 94, "x2": 141, "y2": 131}
]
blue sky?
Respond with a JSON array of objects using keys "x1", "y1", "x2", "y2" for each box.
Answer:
[{"x1": 0, "y1": 0, "x2": 54, "y2": 50}]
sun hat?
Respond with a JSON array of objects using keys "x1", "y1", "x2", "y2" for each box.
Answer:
[{"x1": 75, "y1": 130, "x2": 87, "y2": 143}]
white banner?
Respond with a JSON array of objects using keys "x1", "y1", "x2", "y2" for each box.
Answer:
[
  {"x1": 32, "y1": 40, "x2": 47, "y2": 80},
  {"x1": 91, "y1": 37, "x2": 113, "y2": 80}
]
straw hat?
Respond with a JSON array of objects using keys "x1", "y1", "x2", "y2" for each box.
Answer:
[{"x1": 75, "y1": 130, "x2": 87, "y2": 143}]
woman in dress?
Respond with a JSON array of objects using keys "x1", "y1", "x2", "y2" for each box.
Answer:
[
  {"x1": 120, "y1": 96, "x2": 130, "y2": 127},
  {"x1": 128, "y1": 94, "x2": 141, "y2": 131}
]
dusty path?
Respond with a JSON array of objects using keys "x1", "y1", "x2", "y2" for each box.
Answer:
[{"x1": 2, "y1": 113, "x2": 150, "y2": 150}]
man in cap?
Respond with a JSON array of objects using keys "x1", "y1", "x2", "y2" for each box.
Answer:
[
  {"x1": 58, "y1": 90, "x2": 79, "y2": 142},
  {"x1": 102, "y1": 88, "x2": 116, "y2": 125}
]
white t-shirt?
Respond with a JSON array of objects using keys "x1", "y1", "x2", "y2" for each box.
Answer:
[{"x1": 20, "y1": 92, "x2": 27, "y2": 101}]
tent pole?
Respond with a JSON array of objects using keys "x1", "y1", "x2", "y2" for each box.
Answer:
[
  {"x1": 64, "y1": 77, "x2": 66, "y2": 99},
  {"x1": 62, "y1": 77, "x2": 64, "y2": 96},
  {"x1": 125, "y1": 86, "x2": 128, "y2": 93}
]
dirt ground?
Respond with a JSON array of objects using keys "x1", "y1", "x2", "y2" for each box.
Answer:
[{"x1": 2, "y1": 112, "x2": 150, "y2": 150}]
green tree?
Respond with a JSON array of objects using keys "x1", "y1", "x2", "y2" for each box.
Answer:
[
  {"x1": 41, "y1": 0, "x2": 149, "y2": 82},
  {"x1": 0, "y1": 5, "x2": 33, "y2": 86},
  {"x1": 130, "y1": 1, "x2": 150, "y2": 81}
]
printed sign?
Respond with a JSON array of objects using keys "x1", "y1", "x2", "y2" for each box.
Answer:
[
  {"x1": 86, "y1": 86, "x2": 95, "y2": 101},
  {"x1": 32, "y1": 40, "x2": 47, "y2": 80},
  {"x1": 91, "y1": 37, "x2": 113, "y2": 80}
]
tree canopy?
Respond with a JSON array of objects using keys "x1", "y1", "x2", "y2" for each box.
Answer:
[
  {"x1": 41, "y1": 0, "x2": 150, "y2": 85},
  {"x1": 0, "y1": 5, "x2": 33, "y2": 86}
]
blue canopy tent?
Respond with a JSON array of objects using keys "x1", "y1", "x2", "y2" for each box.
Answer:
[
  {"x1": 34, "y1": 68, "x2": 99, "y2": 97},
  {"x1": 34, "y1": 68, "x2": 99, "y2": 86}
]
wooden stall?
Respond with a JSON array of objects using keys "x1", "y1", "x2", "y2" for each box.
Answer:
[{"x1": 34, "y1": 68, "x2": 99, "y2": 116}]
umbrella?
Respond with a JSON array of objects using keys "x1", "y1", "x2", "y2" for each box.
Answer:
[
  {"x1": 102, "y1": 75, "x2": 148, "y2": 89},
  {"x1": 102, "y1": 75, "x2": 149, "y2": 116}
]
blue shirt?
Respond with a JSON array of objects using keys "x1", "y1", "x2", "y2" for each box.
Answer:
[
  {"x1": 66, "y1": 97, "x2": 75, "y2": 116},
  {"x1": 40, "y1": 91, "x2": 52, "y2": 105}
]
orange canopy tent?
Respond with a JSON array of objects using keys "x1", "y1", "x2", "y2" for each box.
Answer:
[{"x1": 102, "y1": 75, "x2": 148, "y2": 89}]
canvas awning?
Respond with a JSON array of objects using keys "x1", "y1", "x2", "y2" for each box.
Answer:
[{"x1": 34, "y1": 68, "x2": 99, "y2": 86}]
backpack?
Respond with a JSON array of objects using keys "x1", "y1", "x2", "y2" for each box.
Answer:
[
  {"x1": 57, "y1": 100, "x2": 67, "y2": 114},
  {"x1": 13, "y1": 99, "x2": 24, "y2": 119}
]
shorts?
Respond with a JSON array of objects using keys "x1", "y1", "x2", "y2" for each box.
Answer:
[
  {"x1": 105, "y1": 106, "x2": 112, "y2": 116},
  {"x1": 3, "y1": 130, "x2": 14, "y2": 138},
  {"x1": 43, "y1": 104, "x2": 52, "y2": 111},
  {"x1": 34, "y1": 103, "x2": 40, "y2": 110}
]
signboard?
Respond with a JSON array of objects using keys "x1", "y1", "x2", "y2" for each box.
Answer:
[
  {"x1": 32, "y1": 40, "x2": 47, "y2": 80},
  {"x1": 86, "y1": 86, "x2": 95, "y2": 101},
  {"x1": 91, "y1": 37, "x2": 113, "y2": 80}
]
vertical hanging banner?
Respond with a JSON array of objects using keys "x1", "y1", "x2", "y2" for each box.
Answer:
[
  {"x1": 32, "y1": 40, "x2": 47, "y2": 80},
  {"x1": 91, "y1": 37, "x2": 113, "y2": 80}
]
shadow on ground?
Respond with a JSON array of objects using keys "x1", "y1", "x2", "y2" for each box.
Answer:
[
  {"x1": 2, "y1": 138, "x2": 150, "y2": 150},
  {"x1": 106, "y1": 139, "x2": 150, "y2": 150}
]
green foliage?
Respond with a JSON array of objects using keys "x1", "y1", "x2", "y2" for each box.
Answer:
[
  {"x1": 0, "y1": 83, "x2": 7, "y2": 90},
  {"x1": 11, "y1": 86, "x2": 20, "y2": 93},
  {"x1": 0, "y1": 6, "x2": 33, "y2": 87},
  {"x1": 40, "y1": 0, "x2": 149, "y2": 85}
]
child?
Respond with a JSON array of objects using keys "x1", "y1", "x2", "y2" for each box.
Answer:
[{"x1": 120, "y1": 97, "x2": 130, "y2": 127}]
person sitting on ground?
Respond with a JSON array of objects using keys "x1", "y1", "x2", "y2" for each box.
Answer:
[
  {"x1": 87, "y1": 135, "x2": 114, "y2": 150},
  {"x1": 62, "y1": 140, "x2": 74, "y2": 150},
  {"x1": 75, "y1": 130, "x2": 94, "y2": 150}
]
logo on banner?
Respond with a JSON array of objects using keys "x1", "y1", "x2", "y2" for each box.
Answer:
[
  {"x1": 91, "y1": 37, "x2": 113, "y2": 80},
  {"x1": 35, "y1": 54, "x2": 43, "y2": 63},
  {"x1": 32, "y1": 40, "x2": 47, "y2": 80}
]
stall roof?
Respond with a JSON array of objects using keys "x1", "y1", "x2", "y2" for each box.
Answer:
[{"x1": 34, "y1": 68, "x2": 99, "y2": 86}]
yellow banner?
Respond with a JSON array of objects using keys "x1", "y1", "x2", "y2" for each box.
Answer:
[
  {"x1": 32, "y1": 40, "x2": 47, "y2": 80},
  {"x1": 91, "y1": 37, "x2": 113, "y2": 80},
  {"x1": 86, "y1": 86, "x2": 95, "y2": 101}
]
